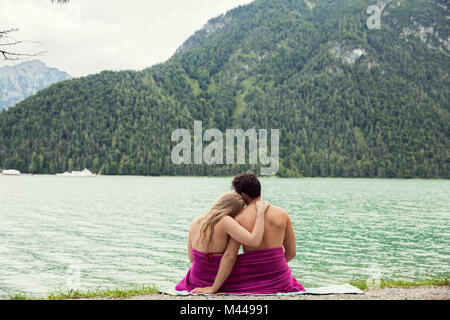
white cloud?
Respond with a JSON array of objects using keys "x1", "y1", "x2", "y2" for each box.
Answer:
[{"x1": 0, "y1": 0, "x2": 254, "y2": 77}]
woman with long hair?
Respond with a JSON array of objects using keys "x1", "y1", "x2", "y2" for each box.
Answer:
[{"x1": 177, "y1": 192, "x2": 269, "y2": 292}]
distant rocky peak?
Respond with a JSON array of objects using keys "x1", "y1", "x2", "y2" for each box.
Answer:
[{"x1": 0, "y1": 59, "x2": 71, "y2": 110}]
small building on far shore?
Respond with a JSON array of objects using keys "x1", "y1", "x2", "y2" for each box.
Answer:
[{"x1": 2, "y1": 169, "x2": 21, "y2": 175}]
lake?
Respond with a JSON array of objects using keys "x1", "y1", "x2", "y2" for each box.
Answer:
[{"x1": 0, "y1": 176, "x2": 449, "y2": 298}]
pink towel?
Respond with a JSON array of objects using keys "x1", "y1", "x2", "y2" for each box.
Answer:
[{"x1": 176, "y1": 247, "x2": 305, "y2": 294}]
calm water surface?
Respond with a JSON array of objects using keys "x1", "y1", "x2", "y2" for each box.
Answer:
[{"x1": 0, "y1": 176, "x2": 449, "y2": 298}]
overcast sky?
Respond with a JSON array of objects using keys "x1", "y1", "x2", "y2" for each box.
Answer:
[{"x1": 0, "y1": 0, "x2": 254, "y2": 77}]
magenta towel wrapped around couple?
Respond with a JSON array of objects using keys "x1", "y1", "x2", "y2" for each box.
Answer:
[{"x1": 175, "y1": 247, "x2": 305, "y2": 294}]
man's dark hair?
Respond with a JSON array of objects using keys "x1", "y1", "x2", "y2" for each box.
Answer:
[{"x1": 232, "y1": 173, "x2": 261, "y2": 199}]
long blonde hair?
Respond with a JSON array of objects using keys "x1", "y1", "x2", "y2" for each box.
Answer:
[{"x1": 199, "y1": 192, "x2": 245, "y2": 248}]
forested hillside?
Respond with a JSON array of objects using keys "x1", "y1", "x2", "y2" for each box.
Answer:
[{"x1": 0, "y1": 0, "x2": 448, "y2": 178}]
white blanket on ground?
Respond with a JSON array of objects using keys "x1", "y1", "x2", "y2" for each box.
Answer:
[{"x1": 161, "y1": 283, "x2": 364, "y2": 296}]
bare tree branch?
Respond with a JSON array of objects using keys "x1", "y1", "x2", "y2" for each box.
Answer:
[
  {"x1": 1, "y1": 50, "x2": 47, "y2": 61},
  {"x1": 0, "y1": 0, "x2": 69, "y2": 61},
  {"x1": 1, "y1": 39, "x2": 44, "y2": 47},
  {"x1": 0, "y1": 29, "x2": 46, "y2": 61},
  {"x1": 0, "y1": 29, "x2": 23, "y2": 60},
  {"x1": 0, "y1": 28, "x2": 19, "y2": 36}
]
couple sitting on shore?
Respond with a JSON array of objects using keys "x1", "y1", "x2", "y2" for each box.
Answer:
[{"x1": 176, "y1": 173, "x2": 305, "y2": 294}]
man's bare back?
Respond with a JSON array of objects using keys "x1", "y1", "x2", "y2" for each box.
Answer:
[{"x1": 235, "y1": 202, "x2": 296, "y2": 262}]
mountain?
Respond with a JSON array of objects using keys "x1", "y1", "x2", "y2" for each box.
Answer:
[
  {"x1": 0, "y1": 0, "x2": 448, "y2": 178},
  {"x1": 0, "y1": 60, "x2": 71, "y2": 110}
]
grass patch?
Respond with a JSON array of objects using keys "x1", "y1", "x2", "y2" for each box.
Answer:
[
  {"x1": 9, "y1": 284, "x2": 159, "y2": 300},
  {"x1": 349, "y1": 276, "x2": 449, "y2": 291},
  {"x1": 9, "y1": 276, "x2": 450, "y2": 299},
  {"x1": 8, "y1": 292, "x2": 35, "y2": 300}
]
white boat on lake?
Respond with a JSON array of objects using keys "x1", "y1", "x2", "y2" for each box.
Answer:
[
  {"x1": 56, "y1": 168, "x2": 96, "y2": 177},
  {"x1": 2, "y1": 169, "x2": 21, "y2": 176}
]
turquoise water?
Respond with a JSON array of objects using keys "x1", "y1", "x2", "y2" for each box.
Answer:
[{"x1": 0, "y1": 176, "x2": 449, "y2": 298}]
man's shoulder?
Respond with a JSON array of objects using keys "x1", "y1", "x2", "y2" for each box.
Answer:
[
  {"x1": 236, "y1": 205, "x2": 253, "y2": 215},
  {"x1": 235, "y1": 206, "x2": 254, "y2": 224},
  {"x1": 268, "y1": 205, "x2": 290, "y2": 219},
  {"x1": 269, "y1": 204, "x2": 287, "y2": 214}
]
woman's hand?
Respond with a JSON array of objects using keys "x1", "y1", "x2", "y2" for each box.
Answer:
[
  {"x1": 190, "y1": 286, "x2": 216, "y2": 294},
  {"x1": 221, "y1": 199, "x2": 270, "y2": 248},
  {"x1": 256, "y1": 200, "x2": 270, "y2": 215}
]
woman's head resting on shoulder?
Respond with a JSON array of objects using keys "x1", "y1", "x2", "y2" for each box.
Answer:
[
  {"x1": 200, "y1": 192, "x2": 245, "y2": 243},
  {"x1": 210, "y1": 192, "x2": 245, "y2": 218}
]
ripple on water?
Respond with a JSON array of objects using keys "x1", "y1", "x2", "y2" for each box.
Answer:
[{"x1": 0, "y1": 176, "x2": 449, "y2": 298}]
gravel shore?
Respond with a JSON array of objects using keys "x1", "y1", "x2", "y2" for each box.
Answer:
[{"x1": 127, "y1": 286, "x2": 449, "y2": 300}]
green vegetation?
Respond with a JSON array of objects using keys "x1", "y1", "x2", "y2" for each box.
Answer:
[
  {"x1": 8, "y1": 284, "x2": 158, "y2": 300},
  {"x1": 8, "y1": 293, "x2": 33, "y2": 300},
  {"x1": 349, "y1": 276, "x2": 450, "y2": 291},
  {"x1": 7, "y1": 276, "x2": 450, "y2": 299},
  {"x1": 304, "y1": 0, "x2": 316, "y2": 10},
  {"x1": 0, "y1": 0, "x2": 448, "y2": 178}
]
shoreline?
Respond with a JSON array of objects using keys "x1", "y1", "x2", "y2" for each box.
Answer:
[
  {"x1": 10, "y1": 286, "x2": 449, "y2": 301},
  {"x1": 129, "y1": 286, "x2": 450, "y2": 300},
  {"x1": 8, "y1": 279, "x2": 449, "y2": 300},
  {"x1": 1, "y1": 173, "x2": 448, "y2": 180}
]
